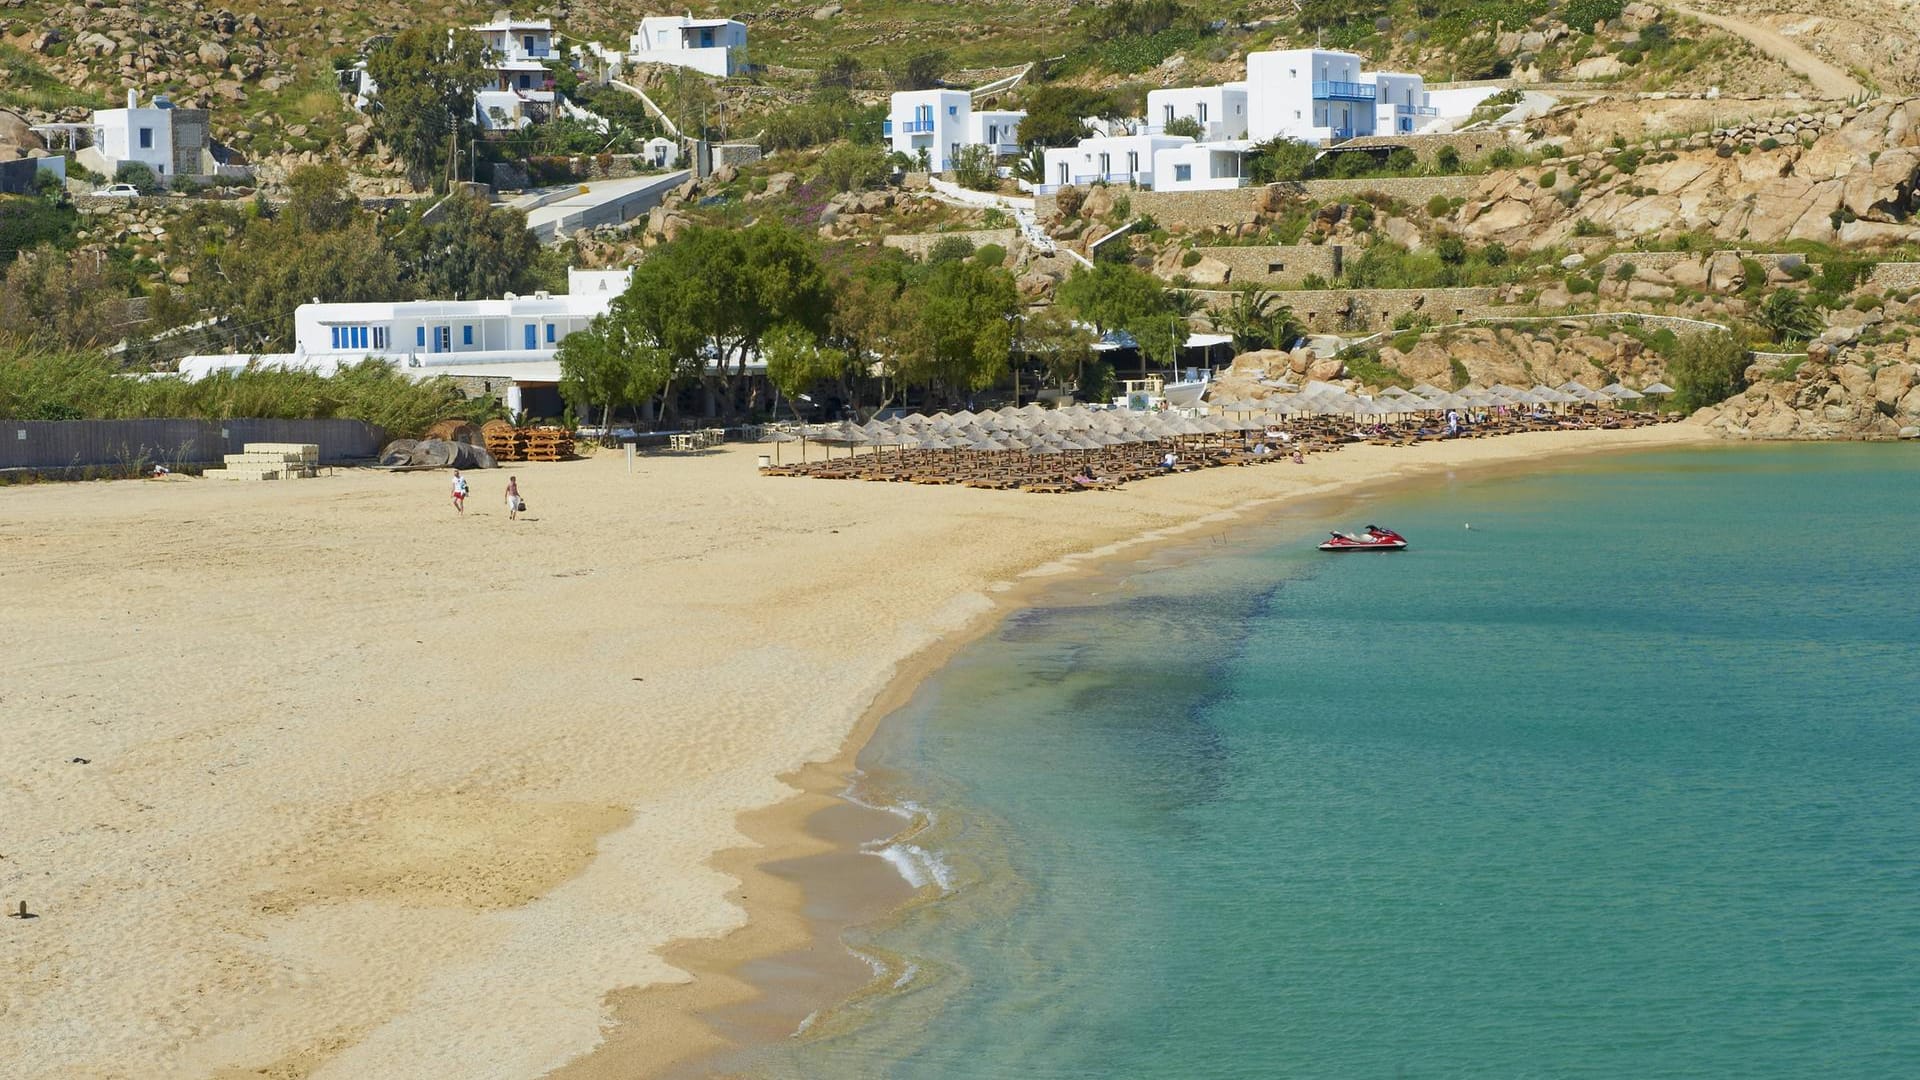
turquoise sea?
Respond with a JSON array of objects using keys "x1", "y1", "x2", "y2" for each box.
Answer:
[{"x1": 767, "y1": 445, "x2": 1920, "y2": 1078}]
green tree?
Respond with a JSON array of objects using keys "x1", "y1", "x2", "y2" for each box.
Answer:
[
  {"x1": 1665, "y1": 331, "x2": 1750, "y2": 412},
  {"x1": 365, "y1": 27, "x2": 492, "y2": 190},
  {"x1": 1012, "y1": 147, "x2": 1046, "y2": 187},
  {"x1": 898, "y1": 260, "x2": 1019, "y2": 398},
  {"x1": 1452, "y1": 35, "x2": 1502, "y2": 81},
  {"x1": 1019, "y1": 304, "x2": 1095, "y2": 391},
  {"x1": 556, "y1": 310, "x2": 673, "y2": 428},
  {"x1": 1018, "y1": 86, "x2": 1123, "y2": 148},
  {"x1": 927, "y1": 235, "x2": 976, "y2": 265},
  {"x1": 815, "y1": 140, "x2": 890, "y2": 192},
  {"x1": 1756, "y1": 288, "x2": 1823, "y2": 344},
  {"x1": 390, "y1": 191, "x2": 542, "y2": 301},
  {"x1": 817, "y1": 54, "x2": 860, "y2": 91},
  {"x1": 1055, "y1": 261, "x2": 1167, "y2": 335},
  {"x1": 193, "y1": 212, "x2": 402, "y2": 351},
  {"x1": 1246, "y1": 138, "x2": 1318, "y2": 183},
  {"x1": 284, "y1": 163, "x2": 358, "y2": 233},
  {"x1": 896, "y1": 51, "x2": 947, "y2": 91},
  {"x1": 0, "y1": 244, "x2": 126, "y2": 351},
  {"x1": 763, "y1": 323, "x2": 849, "y2": 420}
]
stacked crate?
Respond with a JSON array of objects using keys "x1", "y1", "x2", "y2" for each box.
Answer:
[
  {"x1": 204, "y1": 442, "x2": 320, "y2": 481},
  {"x1": 483, "y1": 421, "x2": 527, "y2": 462},
  {"x1": 522, "y1": 427, "x2": 574, "y2": 462}
]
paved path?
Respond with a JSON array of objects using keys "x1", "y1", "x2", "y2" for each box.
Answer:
[
  {"x1": 523, "y1": 171, "x2": 691, "y2": 243},
  {"x1": 1668, "y1": 4, "x2": 1866, "y2": 99}
]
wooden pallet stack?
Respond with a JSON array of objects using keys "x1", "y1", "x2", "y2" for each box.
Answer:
[
  {"x1": 483, "y1": 420, "x2": 526, "y2": 462},
  {"x1": 522, "y1": 427, "x2": 574, "y2": 461}
]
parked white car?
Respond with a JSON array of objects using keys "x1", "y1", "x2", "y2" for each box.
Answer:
[{"x1": 96, "y1": 183, "x2": 141, "y2": 197}]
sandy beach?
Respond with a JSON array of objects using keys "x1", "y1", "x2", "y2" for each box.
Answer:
[{"x1": 0, "y1": 422, "x2": 1711, "y2": 1078}]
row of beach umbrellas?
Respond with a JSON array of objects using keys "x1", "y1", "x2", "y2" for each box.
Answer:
[{"x1": 762, "y1": 380, "x2": 1670, "y2": 460}]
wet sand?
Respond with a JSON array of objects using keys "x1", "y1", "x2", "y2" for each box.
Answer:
[{"x1": 0, "y1": 423, "x2": 1713, "y2": 1078}]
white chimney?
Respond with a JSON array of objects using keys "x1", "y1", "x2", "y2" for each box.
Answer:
[{"x1": 127, "y1": 88, "x2": 138, "y2": 110}]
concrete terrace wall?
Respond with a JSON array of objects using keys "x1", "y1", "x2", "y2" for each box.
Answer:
[
  {"x1": 1038, "y1": 176, "x2": 1481, "y2": 231},
  {"x1": 0, "y1": 418, "x2": 388, "y2": 471},
  {"x1": 882, "y1": 229, "x2": 1020, "y2": 259}
]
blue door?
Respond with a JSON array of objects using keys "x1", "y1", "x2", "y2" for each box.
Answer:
[{"x1": 524, "y1": 324, "x2": 537, "y2": 349}]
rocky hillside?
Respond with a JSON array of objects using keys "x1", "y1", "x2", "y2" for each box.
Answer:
[
  {"x1": 1459, "y1": 99, "x2": 1920, "y2": 250},
  {"x1": 1697, "y1": 352, "x2": 1920, "y2": 439}
]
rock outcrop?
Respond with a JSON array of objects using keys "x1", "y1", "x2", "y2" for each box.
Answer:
[
  {"x1": 1696, "y1": 354, "x2": 1920, "y2": 440},
  {"x1": 1461, "y1": 99, "x2": 1920, "y2": 249}
]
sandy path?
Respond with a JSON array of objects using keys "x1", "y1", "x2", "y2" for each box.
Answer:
[
  {"x1": 1669, "y1": 4, "x2": 1867, "y2": 99},
  {"x1": 0, "y1": 424, "x2": 1711, "y2": 1078}
]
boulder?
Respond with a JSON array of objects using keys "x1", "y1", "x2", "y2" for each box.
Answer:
[
  {"x1": 198, "y1": 41, "x2": 229, "y2": 66},
  {"x1": 1306, "y1": 356, "x2": 1345, "y2": 382},
  {"x1": 1572, "y1": 55, "x2": 1625, "y2": 80},
  {"x1": 1186, "y1": 255, "x2": 1232, "y2": 286},
  {"x1": 813, "y1": 1, "x2": 843, "y2": 17}
]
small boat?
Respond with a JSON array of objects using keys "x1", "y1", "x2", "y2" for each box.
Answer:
[{"x1": 1318, "y1": 525, "x2": 1407, "y2": 552}]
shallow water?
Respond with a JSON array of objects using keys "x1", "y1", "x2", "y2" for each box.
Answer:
[{"x1": 763, "y1": 445, "x2": 1920, "y2": 1079}]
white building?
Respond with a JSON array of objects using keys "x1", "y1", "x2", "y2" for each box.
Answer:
[
  {"x1": 1152, "y1": 141, "x2": 1251, "y2": 192},
  {"x1": 1246, "y1": 49, "x2": 1378, "y2": 144},
  {"x1": 179, "y1": 268, "x2": 635, "y2": 414},
  {"x1": 641, "y1": 136, "x2": 680, "y2": 169},
  {"x1": 967, "y1": 109, "x2": 1026, "y2": 157},
  {"x1": 884, "y1": 91, "x2": 1025, "y2": 172},
  {"x1": 76, "y1": 90, "x2": 219, "y2": 184},
  {"x1": 1145, "y1": 85, "x2": 1248, "y2": 142},
  {"x1": 627, "y1": 15, "x2": 747, "y2": 77},
  {"x1": 886, "y1": 90, "x2": 970, "y2": 172},
  {"x1": 1369, "y1": 72, "x2": 1435, "y2": 136},
  {"x1": 1039, "y1": 133, "x2": 1193, "y2": 194},
  {"x1": 470, "y1": 16, "x2": 559, "y2": 131}
]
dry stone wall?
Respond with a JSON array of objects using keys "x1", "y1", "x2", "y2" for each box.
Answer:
[
  {"x1": 1038, "y1": 176, "x2": 1481, "y2": 232},
  {"x1": 1195, "y1": 286, "x2": 1506, "y2": 332},
  {"x1": 1188, "y1": 244, "x2": 1345, "y2": 287},
  {"x1": 882, "y1": 229, "x2": 1020, "y2": 259}
]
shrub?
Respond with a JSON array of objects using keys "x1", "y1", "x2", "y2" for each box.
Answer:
[
  {"x1": 1482, "y1": 241, "x2": 1509, "y2": 266},
  {"x1": 1615, "y1": 261, "x2": 1637, "y2": 281},
  {"x1": 1426, "y1": 193, "x2": 1451, "y2": 219},
  {"x1": 1567, "y1": 275, "x2": 1597, "y2": 294},
  {"x1": 1434, "y1": 146, "x2": 1462, "y2": 174},
  {"x1": 1538, "y1": 170, "x2": 1558, "y2": 189},
  {"x1": 1756, "y1": 288, "x2": 1822, "y2": 344},
  {"x1": 1666, "y1": 331, "x2": 1749, "y2": 411},
  {"x1": 1164, "y1": 115, "x2": 1204, "y2": 139},
  {"x1": 814, "y1": 141, "x2": 890, "y2": 192},
  {"x1": 1346, "y1": 201, "x2": 1375, "y2": 230},
  {"x1": 1181, "y1": 248, "x2": 1202, "y2": 268},
  {"x1": 927, "y1": 235, "x2": 976, "y2": 264},
  {"x1": 973, "y1": 243, "x2": 1007, "y2": 267},
  {"x1": 1389, "y1": 329, "x2": 1423, "y2": 353},
  {"x1": 1435, "y1": 236, "x2": 1467, "y2": 265},
  {"x1": 1572, "y1": 217, "x2": 1608, "y2": 237},
  {"x1": 1758, "y1": 137, "x2": 1780, "y2": 151},
  {"x1": 113, "y1": 161, "x2": 159, "y2": 193},
  {"x1": 1448, "y1": 356, "x2": 1471, "y2": 390},
  {"x1": 1852, "y1": 293, "x2": 1882, "y2": 311}
]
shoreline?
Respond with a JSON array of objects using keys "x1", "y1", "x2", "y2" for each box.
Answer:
[
  {"x1": 558, "y1": 423, "x2": 1726, "y2": 1078},
  {"x1": 0, "y1": 422, "x2": 1715, "y2": 1079}
]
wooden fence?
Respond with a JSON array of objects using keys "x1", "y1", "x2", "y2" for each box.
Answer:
[{"x1": 0, "y1": 418, "x2": 387, "y2": 472}]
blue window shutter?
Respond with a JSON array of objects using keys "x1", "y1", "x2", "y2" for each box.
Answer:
[
  {"x1": 416, "y1": 326, "x2": 426, "y2": 348},
  {"x1": 330, "y1": 327, "x2": 339, "y2": 349},
  {"x1": 463, "y1": 325, "x2": 473, "y2": 345},
  {"x1": 545, "y1": 323, "x2": 555, "y2": 343}
]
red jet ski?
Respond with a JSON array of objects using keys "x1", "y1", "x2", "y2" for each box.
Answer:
[{"x1": 1318, "y1": 524, "x2": 1408, "y2": 552}]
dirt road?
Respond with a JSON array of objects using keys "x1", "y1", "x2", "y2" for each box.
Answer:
[{"x1": 1669, "y1": 4, "x2": 1866, "y2": 99}]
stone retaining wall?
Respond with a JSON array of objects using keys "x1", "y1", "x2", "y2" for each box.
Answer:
[
  {"x1": 882, "y1": 228, "x2": 1020, "y2": 259},
  {"x1": 1190, "y1": 244, "x2": 1345, "y2": 287},
  {"x1": 1192, "y1": 286, "x2": 1506, "y2": 332},
  {"x1": 1331, "y1": 131, "x2": 1512, "y2": 165},
  {"x1": 1587, "y1": 252, "x2": 1920, "y2": 292},
  {"x1": 1867, "y1": 263, "x2": 1920, "y2": 291},
  {"x1": 1039, "y1": 175, "x2": 1481, "y2": 231}
]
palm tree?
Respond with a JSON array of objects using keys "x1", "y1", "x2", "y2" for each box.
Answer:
[
  {"x1": 1219, "y1": 289, "x2": 1298, "y2": 353},
  {"x1": 1012, "y1": 147, "x2": 1045, "y2": 188}
]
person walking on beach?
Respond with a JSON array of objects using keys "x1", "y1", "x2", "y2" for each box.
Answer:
[
  {"x1": 504, "y1": 475, "x2": 520, "y2": 521},
  {"x1": 451, "y1": 469, "x2": 468, "y2": 515}
]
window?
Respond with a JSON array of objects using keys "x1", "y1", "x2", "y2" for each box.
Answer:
[
  {"x1": 545, "y1": 323, "x2": 556, "y2": 344},
  {"x1": 1098, "y1": 153, "x2": 1110, "y2": 176},
  {"x1": 373, "y1": 326, "x2": 388, "y2": 349},
  {"x1": 1057, "y1": 163, "x2": 1069, "y2": 185},
  {"x1": 1268, "y1": 262, "x2": 1286, "y2": 273},
  {"x1": 1126, "y1": 151, "x2": 1138, "y2": 175},
  {"x1": 1163, "y1": 104, "x2": 1175, "y2": 125},
  {"x1": 1197, "y1": 103, "x2": 1209, "y2": 123},
  {"x1": 523, "y1": 34, "x2": 535, "y2": 52},
  {"x1": 330, "y1": 326, "x2": 373, "y2": 350},
  {"x1": 947, "y1": 105, "x2": 958, "y2": 116},
  {"x1": 138, "y1": 127, "x2": 152, "y2": 149},
  {"x1": 462, "y1": 325, "x2": 473, "y2": 346},
  {"x1": 435, "y1": 326, "x2": 450, "y2": 352},
  {"x1": 416, "y1": 326, "x2": 427, "y2": 348},
  {"x1": 1174, "y1": 164, "x2": 1192, "y2": 182},
  {"x1": 1289, "y1": 68, "x2": 1297, "y2": 79}
]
